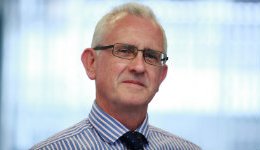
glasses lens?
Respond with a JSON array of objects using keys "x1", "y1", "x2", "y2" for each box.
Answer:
[
  {"x1": 113, "y1": 44, "x2": 136, "y2": 59},
  {"x1": 144, "y1": 50, "x2": 164, "y2": 66},
  {"x1": 112, "y1": 43, "x2": 167, "y2": 66}
]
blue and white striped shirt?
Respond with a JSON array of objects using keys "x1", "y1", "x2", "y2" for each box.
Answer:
[{"x1": 31, "y1": 102, "x2": 201, "y2": 150}]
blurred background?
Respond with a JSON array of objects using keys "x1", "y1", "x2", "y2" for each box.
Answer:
[{"x1": 1, "y1": 0, "x2": 260, "y2": 149}]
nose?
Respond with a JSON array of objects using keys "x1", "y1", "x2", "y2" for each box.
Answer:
[{"x1": 128, "y1": 51, "x2": 146, "y2": 73}]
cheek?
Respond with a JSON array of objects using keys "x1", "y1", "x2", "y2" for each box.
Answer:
[
  {"x1": 95, "y1": 56, "x2": 111, "y2": 81},
  {"x1": 149, "y1": 71, "x2": 163, "y2": 87},
  {"x1": 96, "y1": 57, "x2": 127, "y2": 82}
]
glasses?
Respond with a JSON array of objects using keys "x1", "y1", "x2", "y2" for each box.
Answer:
[{"x1": 93, "y1": 43, "x2": 168, "y2": 66}]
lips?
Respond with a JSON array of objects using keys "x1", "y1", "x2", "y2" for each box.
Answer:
[{"x1": 122, "y1": 80, "x2": 145, "y2": 87}]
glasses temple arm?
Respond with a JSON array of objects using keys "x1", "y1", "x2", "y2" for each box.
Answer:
[{"x1": 93, "y1": 45, "x2": 114, "y2": 50}]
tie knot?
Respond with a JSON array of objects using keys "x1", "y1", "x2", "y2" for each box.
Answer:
[{"x1": 119, "y1": 131, "x2": 148, "y2": 150}]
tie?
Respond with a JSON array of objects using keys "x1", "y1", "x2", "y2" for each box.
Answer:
[{"x1": 119, "y1": 131, "x2": 148, "y2": 150}]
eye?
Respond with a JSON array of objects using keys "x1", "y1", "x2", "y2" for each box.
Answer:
[
  {"x1": 113, "y1": 44, "x2": 136, "y2": 58},
  {"x1": 117, "y1": 47, "x2": 133, "y2": 54},
  {"x1": 144, "y1": 50, "x2": 160, "y2": 61}
]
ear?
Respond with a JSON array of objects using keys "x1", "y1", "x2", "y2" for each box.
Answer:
[
  {"x1": 159, "y1": 65, "x2": 168, "y2": 84},
  {"x1": 81, "y1": 48, "x2": 97, "y2": 80}
]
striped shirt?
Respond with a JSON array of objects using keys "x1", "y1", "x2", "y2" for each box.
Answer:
[{"x1": 31, "y1": 102, "x2": 201, "y2": 150}]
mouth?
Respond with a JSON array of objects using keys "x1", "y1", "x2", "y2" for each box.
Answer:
[{"x1": 122, "y1": 80, "x2": 145, "y2": 87}]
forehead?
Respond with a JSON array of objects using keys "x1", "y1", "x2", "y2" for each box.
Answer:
[{"x1": 103, "y1": 15, "x2": 164, "y2": 52}]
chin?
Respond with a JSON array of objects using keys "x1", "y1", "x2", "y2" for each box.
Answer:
[{"x1": 120, "y1": 96, "x2": 150, "y2": 106}]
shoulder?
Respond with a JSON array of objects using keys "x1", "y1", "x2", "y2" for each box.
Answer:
[
  {"x1": 30, "y1": 119, "x2": 93, "y2": 150},
  {"x1": 149, "y1": 125, "x2": 201, "y2": 150}
]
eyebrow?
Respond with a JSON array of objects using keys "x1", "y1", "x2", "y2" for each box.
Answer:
[
  {"x1": 125, "y1": 43, "x2": 159, "y2": 52},
  {"x1": 142, "y1": 47, "x2": 164, "y2": 53},
  {"x1": 144, "y1": 47, "x2": 156, "y2": 51}
]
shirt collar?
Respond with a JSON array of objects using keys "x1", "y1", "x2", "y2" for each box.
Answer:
[{"x1": 89, "y1": 101, "x2": 150, "y2": 144}]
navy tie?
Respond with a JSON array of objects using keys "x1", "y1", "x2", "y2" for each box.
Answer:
[{"x1": 119, "y1": 131, "x2": 148, "y2": 150}]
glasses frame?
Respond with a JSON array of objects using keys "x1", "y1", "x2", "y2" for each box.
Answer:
[{"x1": 93, "y1": 43, "x2": 168, "y2": 67}]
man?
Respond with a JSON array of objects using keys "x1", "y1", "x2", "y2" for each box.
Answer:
[{"x1": 31, "y1": 2, "x2": 200, "y2": 150}]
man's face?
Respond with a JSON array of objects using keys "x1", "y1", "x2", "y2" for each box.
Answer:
[{"x1": 86, "y1": 15, "x2": 167, "y2": 110}]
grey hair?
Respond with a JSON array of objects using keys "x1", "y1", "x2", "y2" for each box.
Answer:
[{"x1": 91, "y1": 2, "x2": 167, "y2": 53}]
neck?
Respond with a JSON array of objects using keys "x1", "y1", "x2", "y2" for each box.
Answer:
[{"x1": 96, "y1": 100, "x2": 148, "y2": 131}]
